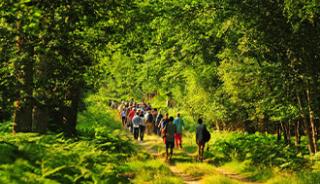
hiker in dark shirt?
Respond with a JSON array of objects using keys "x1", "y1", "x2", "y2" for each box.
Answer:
[
  {"x1": 164, "y1": 116, "x2": 176, "y2": 161},
  {"x1": 196, "y1": 118, "x2": 206, "y2": 161},
  {"x1": 152, "y1": 108, "x2": 158, "y2": 134},
  {"x1": 159, "y1": 113, "x2": 169, "y2": 142},
  {"x1": 155, "y1": 111, "x2": 163, "y2": 136}
]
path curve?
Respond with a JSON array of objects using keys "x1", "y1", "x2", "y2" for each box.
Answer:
[{"x1": 136, "y1": 134, "x2": 262, "y2": 184}]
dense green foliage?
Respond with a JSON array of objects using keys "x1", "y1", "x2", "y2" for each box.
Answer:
[
  {"x1": 1, "y1": 93, "x2": 320, "y2": 183},
  {"x1": 1, "y1": 0, "x2": 320, "y2": 183},
  {"x1": 0, "y1": 100, "x2": 135, "y2": 183},
  {"x1": 0, "y1": 94, "x2": 185, "y2": 184},
  {"x1": 208, "y1": 132, "x2": 308, "y2": 170},
  {"x1": 0, "y1": 0, "x2": 133, "y2": 134},
  {"x1": 97, "y1": 0, "x2": 320, "y2": 154},
  {"x1": 1, "y1": 0, "x2": 320, "y2": 153}
]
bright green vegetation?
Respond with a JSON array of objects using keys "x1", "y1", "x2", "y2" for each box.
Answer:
[
  {"x1": 0, "y1": 95, "x2": 183, "y2": 184},
  {"x1": 1, "y1": 0, "x2": 320, "y2": 183},
  {"x1": 123, "y1": 160, "x2": 183, "y2": 184},
  {"x1": 1, "y1": 94, "x2": 320, "y2": 183},
  {"x1": 0, "y1": 98, "x2": 132, "y2": 183},
  {"x1": 179, "y1": 129, "x2": 320, "y2": 183}
]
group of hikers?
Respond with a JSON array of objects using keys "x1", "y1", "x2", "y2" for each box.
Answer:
[{"x1": 116, "y1": 100, "x2": 210, "y2": 161}]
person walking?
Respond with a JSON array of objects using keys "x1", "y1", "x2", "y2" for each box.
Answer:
[
  {"x1": 155, "y1": 111, "x2": 163, "y2": 136},
  {"x1": 139, "y1": 110, "x2": 146, "y2": 141},
  {"x1": 128, "y1": 107, "x2": 136, "y2": 133},
  {"x1": 145, "y1": 109, "x2": 154, "y2": 135},
  {"x1": 159, "y1": 113, "x2": 169, "y2": 142},
  {"x1": 152, "y1": 108, "x2": 158, "y2": 134},
  {"x1": 196, "y1": 118, "x2": 209, "y2": 161},
  {"x1": 164, "y1": 116, "x2": 176, "y2": 161},
  {"x1": 132, "y1": 112, "x2": 141, "y2": 140},
  {"x1": 121, "y1": 109, "x2": 127, "y2": 127},
  {"x1": 173, "y1": 113, "x2": 184, "y2": 149}
]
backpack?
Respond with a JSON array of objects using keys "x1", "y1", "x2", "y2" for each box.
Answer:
[
  {"x1": 203, "y1": 126, "x2": 211, "y2": 142},
  {"x1": 147, "y1": 113, "x2": 153, "y2": 122},
  {"x1": 161, "y1": 125, "x2": 167, "y2": 138},
  {"x1": 160, "y1": 120, "x2": 168, "y2": 138}
]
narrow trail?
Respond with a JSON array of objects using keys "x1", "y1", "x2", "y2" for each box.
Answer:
[
  {"x1": 215, "y1": 168, "x2": 262, "y2": 184},
  {"x1": 138, "y1": 135, "x2": 202, "y2": 184},
  {"x1": 136, "y1": 133, "x2": 262, "y2": 184},
  {"x1": 169, "y1": 165, "x2": 202, "y2": 184},
  {"x1": 113, "y1": 110, "x2": 261, "y2": 184}
]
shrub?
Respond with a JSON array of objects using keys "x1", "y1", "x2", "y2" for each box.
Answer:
[{"x1": 208, "y1": 132, "x2": 309, "y2": 170}]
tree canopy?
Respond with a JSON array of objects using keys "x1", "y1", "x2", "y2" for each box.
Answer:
[{"x1": 1, "y1": 0, "x2": 320, "y2": 153}]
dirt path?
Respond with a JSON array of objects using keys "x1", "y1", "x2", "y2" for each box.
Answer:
[
  {"x1": 137, "y1": 135, "x2": 202, "y2": 184},
  {"x1": 215, "y1": 168, "x2": 262, "y2": 184},
  {"x1": 168, "y1": 165, "x2": 202, "y2": 184},
  {"x1": 136, "y1": 134, "x2": 262, "y2": 184}
]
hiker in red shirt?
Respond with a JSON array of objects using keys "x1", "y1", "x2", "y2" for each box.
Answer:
[{"x1": 128, "y1": 107, "x2": 136, "y2": 133}]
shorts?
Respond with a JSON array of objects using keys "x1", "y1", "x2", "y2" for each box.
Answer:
[
  {"x1": 166, "y1": 141, "x2": 174, "y2": 149},
  {"x1": 197, "y1": 140, "x2": 205, "y2": 146},
  {"x1": 174, "y1": 133, "x2": 182, "y2": 141}
]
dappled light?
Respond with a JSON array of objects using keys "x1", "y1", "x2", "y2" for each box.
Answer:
[{"x1": 1, "y1": 0, "x2": 320, "y2": 183}]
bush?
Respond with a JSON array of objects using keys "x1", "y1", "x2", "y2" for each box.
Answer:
[
  {"x1": 0, "y1": 142, "x2": 19, "y2": 164},
  {"x1": 208, "y1": 132, "x2": 309, "y2": 170},
  {"x1": 0, "y1": 94, "x2": 137, "y2": 183}
]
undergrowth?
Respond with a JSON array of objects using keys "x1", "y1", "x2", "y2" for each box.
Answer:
[
  {"x1": 0, "y1": 94, "x2": 184, "y2": 184},
  {"x1": 206, "y1": 132, "x2": 309, "y2": 170},
  {"x1": 2, "y1": 93, "x2": 320, "y2": 184}
]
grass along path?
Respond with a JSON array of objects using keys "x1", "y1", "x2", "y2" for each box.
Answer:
[
  {"x1": 132, "y1": 131, "x2": 262, "y2": 184},
  {"x1": 107, "y1": 108, "x2": 263, "y2": 184}
]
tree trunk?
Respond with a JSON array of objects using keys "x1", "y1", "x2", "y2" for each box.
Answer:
[
  {"x1": 215, "y1": 121, "x2": 220, "y2": 131},
  {"x1": 264, "y1": 117, "x2": 269, "y2": 133},
  {"x1": 306, "y1": 87, "x2": 318, "y2": 152},
  {"x1": 280, "y1": 121, "x2": 291, "y2": 145},
  {"x1": 32, "y1": 105, "x2": 48, "y2": 133},
  {"x1": 48, "y1": 104, "x2": 64, "y2": 132},
  {"x1": 13, "y1": 21, "x2": 33, "y2": 133},
  {"x1": 64, "y1": 85, "x2": 81, "y2": 137},
  {"x1": 297, "y1": 92, "x2": 315, "y2": 154},
  {"x1": 32, "y1": 55, "x2": 50, "y2": 133},
  {"x1": 294, "y1": 120, "x2": 301, "y2": 146},
  {"x1": 277, "y1": 121, "x2": 282, "y2": 142},
  {"x1": 286, "y1": 121, "x2": 291, "y2": 145}
]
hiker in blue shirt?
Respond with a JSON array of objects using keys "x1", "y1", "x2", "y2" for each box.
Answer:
[{"x1": 173, "y1": 113, "x2": 184, "y2": 149}]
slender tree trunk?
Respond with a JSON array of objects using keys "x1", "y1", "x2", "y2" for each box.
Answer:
[
  {"x1": 297, "y1": 92, "x2": 315, "y2": 154},
  {"x1": 264, "y1": 117, "x2": 269, "y2": 133},
  {"x1": 280, "y1": 121, "x2": 291, "y2": 145},
  {"x1": 280, "y1": 121, "x2": 287, "y2": 144},
  {"x1": 13, "y1": 21, "x2": 33, "y2": 133},
  {"x1": 277, "y1": 121, "x2": 282, "y2": 142},
  {"x1": 294, "y1": 120, "x2": 301, "y2": 146},
  {"x1": 215, "y1": 121, "x2": 220, "y2": 131},
  {"x1": 286, "y1": 121, "x2": 291, "y2": 145},
  {"x1": 306, "y1": 87, "x2": 318, "y2": 152}
]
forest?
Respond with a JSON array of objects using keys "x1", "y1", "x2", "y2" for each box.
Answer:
[{"x1": 1, "y1": 0, "x2": 320, "y2": 183}]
